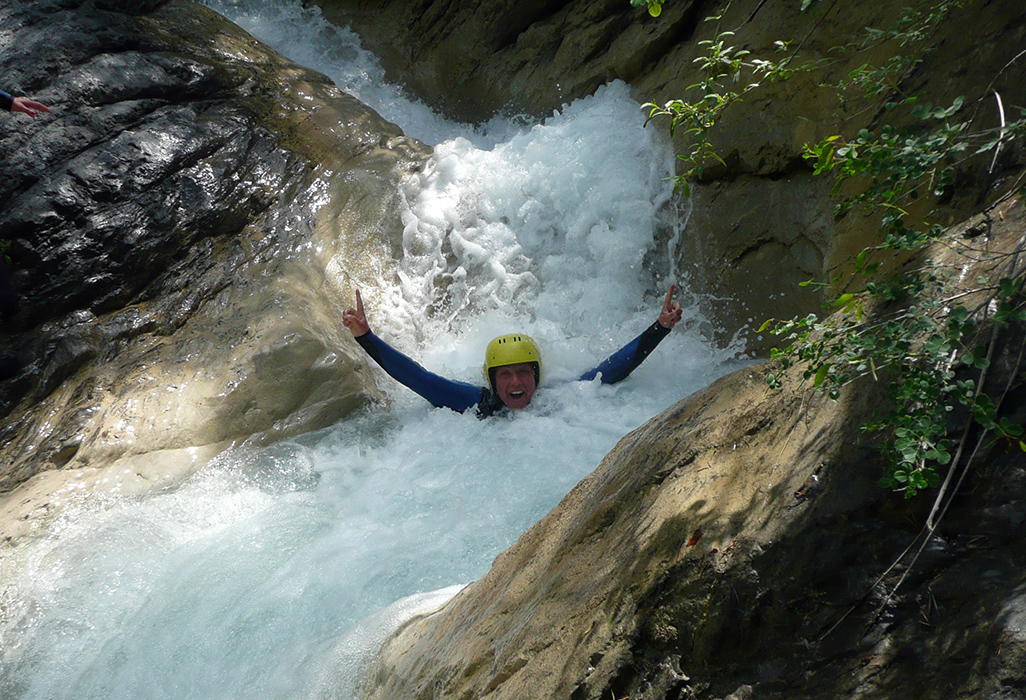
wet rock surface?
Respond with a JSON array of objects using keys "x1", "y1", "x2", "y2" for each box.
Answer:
[
  {"x1": 1, "y1": 0, "x2": 1023, "y2": 697},
  {"x1": 362, "y1": 194, "x2": 1026, "y2": 700},
  {"x1": 0, "y1": 0, "x2": 429, "y2": 538}
]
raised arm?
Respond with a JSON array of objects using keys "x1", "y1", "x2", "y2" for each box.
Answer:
[
  {"x1": 343, "y1": 288, "x2": 484, "y2": 413},
  {"x1": 580, "y1": 283, "x2": 682, "y2": 384}
]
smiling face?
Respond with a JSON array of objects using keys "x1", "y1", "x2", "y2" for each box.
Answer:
[{"x1": 493, "y1": 362, "x2": 538, "y2": 410}]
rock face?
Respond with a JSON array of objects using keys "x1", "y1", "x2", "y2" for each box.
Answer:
[
  {"x1": 362, "y1": 193, "x2": 1026, "y2": 699},
  {"x1": 1, "y1": 1, "x2": 1023, "y2": 697},
  {"x1": 0, "y1": 0, "x2": 429, "y2": 540},
  {"x1": 309, "y1": 0, "x2": 1026, "y2": 349}
]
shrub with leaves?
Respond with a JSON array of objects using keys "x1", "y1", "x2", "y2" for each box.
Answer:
[
  {"x1": 773, "y1": 87, "x2": 1026, "y2": 496},
  {"x1": 765, "y1": 226, "x2": 1026, "y2": 497},
  {"x1": 639, "y1": 9, "x2": 800, "y2": 195},
  {"x1": 636, "y1": 0, "x2": 1026, "y2": 497}
]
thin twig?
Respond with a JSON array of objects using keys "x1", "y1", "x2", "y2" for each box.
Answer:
[
  {"x1": 969, "y1": 47, "x2": 1026, "y2": 128},
  {"x1": 820, "y1": 214, "x2": 1026, "y2": 643},
  {"x1": 870, "y1": 226, "x2": 1026, "y2": 621},
  {"x1": 988, "y1": 92, "x2": 1007, "y2": 175}
]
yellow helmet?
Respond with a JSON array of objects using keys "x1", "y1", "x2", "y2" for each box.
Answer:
[{"x1": 483, "y1": 334, "x2": 542, "y2": 389}]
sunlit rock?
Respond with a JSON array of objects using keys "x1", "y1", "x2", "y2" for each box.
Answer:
[{"x1": 0, "y1": 0, "x2": 429, "y2": 541}]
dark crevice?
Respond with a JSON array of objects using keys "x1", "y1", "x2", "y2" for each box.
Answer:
[
  {"x1": 678, "y1": 0, "x2": 716, "y2": 44},
  {"x1": 743, "y1": 0, "x2": 771, "y2": 25},
  {"x1": 491, "y1": 0, "x2": 576, "y2": 54}
]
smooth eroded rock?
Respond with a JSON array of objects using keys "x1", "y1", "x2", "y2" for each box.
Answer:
[{"x1": 0, "y1": 0, "x2": 429, "y2": 541}]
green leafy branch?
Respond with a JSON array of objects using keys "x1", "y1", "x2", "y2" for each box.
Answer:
[
  {"x1": 836, "y1": 0, "x2": 966, "y2": 102},
  {"x1": 765, "y1": 253, "x2": 1026, "y2": 497},
  {"x1": 638, "y1": 0, "x2": 1026, "y2": 498},
  {"x1": 641, "y1": 29, "x2": 799, "y2": 194},
  {"x1": 806, "y1": 97, "x2": 1026, "y2": 251},
  {"x1": 778, "y1": 88, "x2": 1026, "y2": 497},
  {"x1": 630, "y1": 0, "x2": 666, "y2": 17}
]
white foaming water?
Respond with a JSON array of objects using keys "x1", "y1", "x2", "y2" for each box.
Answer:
[
  {"x1": 0, "y1": 2, "x2": 748, "y2": 699},
  {"x1": 201, "y1": 0, "x2": 521, "y2": 147}
]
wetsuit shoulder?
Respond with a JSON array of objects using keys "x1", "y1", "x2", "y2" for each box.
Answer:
[
  {"x1": 474, "y1": 388, "x2": 507, "y2": 419},
  {"x1": 355, "y1": 331, "x2": 486, "y2": 413},
  {"x1": 579, "y1": 321, "x2": 671, "y2": 385}
]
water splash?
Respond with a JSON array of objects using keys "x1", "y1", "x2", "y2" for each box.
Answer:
[{"x1": 202, "y1": 0, "x2": 520, "y2": 148}]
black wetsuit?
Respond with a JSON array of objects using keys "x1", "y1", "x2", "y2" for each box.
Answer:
[
  {"x1": 355, "y1": 321, "x2": 672, "y2": 417},
  {"x1": 0, "y1": 89, "x2": 14, "y2": 111}
]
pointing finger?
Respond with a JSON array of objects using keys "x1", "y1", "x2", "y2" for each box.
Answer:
[{"x1": 663, "y1": 283, "x2": 676, "y2": 311}]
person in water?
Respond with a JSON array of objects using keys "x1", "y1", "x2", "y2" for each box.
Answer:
[{"x1": 342, "y1": 285, "x2": 684, "y2": 417}]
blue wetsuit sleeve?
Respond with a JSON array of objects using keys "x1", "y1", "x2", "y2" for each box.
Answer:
[
  {"x1": 0, "y1": 90, "x2": 13, "y2": 111},
  {"x1": 355, "y1": 331, "x2": 485, "y2": 413},
  {"x1": 580, "y1": 321, "x2": 672, "y2": 385}
]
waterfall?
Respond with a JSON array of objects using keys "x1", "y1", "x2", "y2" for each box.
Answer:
[{"x1": 0, "y1": 2, "x2": 748, "y2": 698}]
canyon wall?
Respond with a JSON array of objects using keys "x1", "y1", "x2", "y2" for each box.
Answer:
[{"x1": 310, "y1": 0, "x2": 1026, "y2": 348}]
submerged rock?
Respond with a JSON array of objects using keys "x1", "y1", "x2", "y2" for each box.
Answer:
[
  {"x1": 361, "y1": 193, "x2": 1026, "y2": 698},
  {"x1": 0, "y1": 0, "x2": 429, "y2": 540}
]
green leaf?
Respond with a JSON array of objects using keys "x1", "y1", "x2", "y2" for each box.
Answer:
[
  {"x1": 814, "y1": 363, "x2": 830, "y2": 389},
  {"x1": 939, "y1": 96, "x2": 965, "y2": 117},
  {"x1": 855, "y1": 249, "x2": 868, "y2": 272},
  {"x1": 814, "y1": 145, "x2": 835, "y2": 175}
]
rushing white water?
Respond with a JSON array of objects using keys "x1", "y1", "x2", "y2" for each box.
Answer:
[{"x1": 0, "y1": 2, "x2": 748, "y2": 699}]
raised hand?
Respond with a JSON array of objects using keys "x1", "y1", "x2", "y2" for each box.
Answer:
[
  {"x1": 658, "y1": 283, "x2": 683, "y2": 329},
  {"x1": 342, "y1": 288, "x2": 370, "y2": 337}
]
